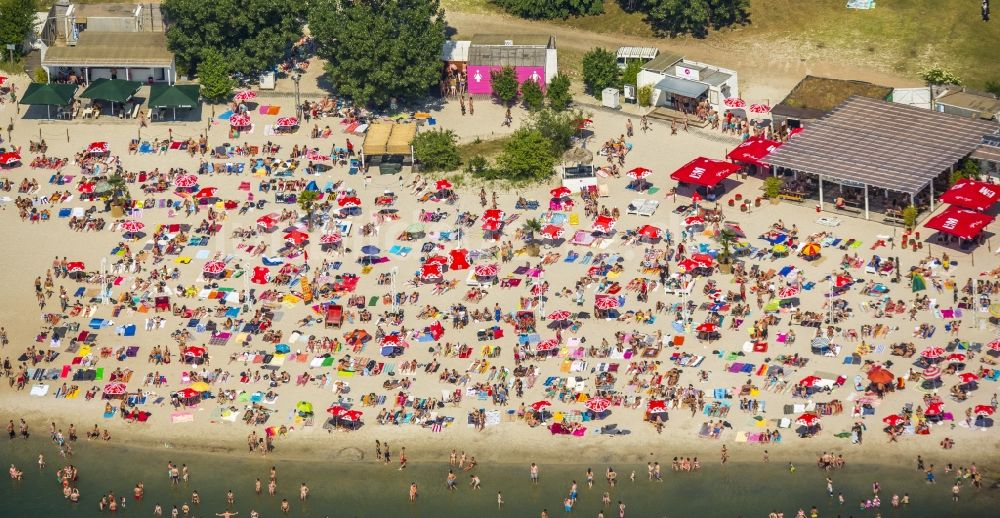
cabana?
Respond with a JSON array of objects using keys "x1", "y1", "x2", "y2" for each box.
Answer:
[
  {"x1": 361, "y1": 123, "x2": 416, "y2": 174},
  {"x1": 148, "y1": 84, "x2": 202, "y2": 121},
  {"x1": 18, "y1": 83, "x2": 77, "y2": 119},
  {"x1": 765, "y1": 96, "x2": 997, "y2": 221}
]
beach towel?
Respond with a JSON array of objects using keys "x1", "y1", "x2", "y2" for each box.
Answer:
[{"x1": 170, "y1": 412, "x2": 194, "y2": 423}]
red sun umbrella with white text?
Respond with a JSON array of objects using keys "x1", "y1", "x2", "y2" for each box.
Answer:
[
  {"x1": 546, "y1": 310, "x2": 572, "y2": 321},
  {"x1": 174, "y1": 174, "x2": 198, "y2": 188},
  {"x1": 202, "y1": 260, "x2": 226, "y2": 274},
  {"x1": 194, "y1": 187, "x2": 218, "y2": 199},
  {"x1": 338, "y1": 196, "x2": 362, "y2": 208},
  {"x1": 229, "y1": 113, "x2": 251, "y2": 127},
  {"x1": 483, "y1": 209, "x2": 505, "y2": 222},
  {"x1": 276, "y1": 117, "x2": 299, "y2": 127},
  {"x1": 723, "y1": 98, "x2": 745, "y2": 108},
  {"x1": 537, "y1": 339, "x2": 559, "y2": 352},
  {"x1": 920, "y1": 347, "x2": 944, "y2": 359},
  {"x1": 233, "y1": 90, "x2": 257, "y2": 101},
  {"x1": 0, "y1": 152, "x2": 21, "y2": 166},
  {"x1": 749, "y1": 103, "x2": 771, "y2": 114},
  {"x1": 585, "y1": 397, "x2": 611, "y2": 413},
  {"x1": 958, "y1": 372, "x2": 979, "y2": 383},
  {"x1": 882, "y1": 414, "x2": 905, "y2": 427},
  {"x1": 594, "y1": 295, "x2": 619, "y2": 310},
  {"x1": 474, "y1": 264, "x2": 498, "y2": 277},
  {"x1": 436, "y1": 179, "x2": 453, "y2": 191},
  {"x1": 121, "y1": 220, "x2": 144, "y2": 233},
  {"x1": 550, "y1": 186, "x2": 571, "y2": 198},
  {"x1": 540, "y1": 224, "x2": 565, "y2": 240},
  {"x1": 87, "y1": 141, "x2": 110, "y2": 154},
  {"x1": 637, "y1": 225, "x2": 661, "y2": 240},
  {"x1": 530, "y1": 400, "x2": 551, "y2": 411},
  {"x1": 626, "y1": 167, "x2": 652, "y2": 180},
  {"x1": 796, "y1": 413, "x2": 820, "y2": 426},
  {"x1": 974, "y1": 405, "x2": 995, "y2": 416},
  {"x1": 66, "y1": 261, "x2": 86, "y2": 273},
  {"x1": 327, "y1": 405, "x2": 348, "y2": 417},
  {"x1": 592, "y1": 215, "x2": 616, "y2": 233},
  {"x1": 320, "y1": 233, "x2": 341, "y2": 244}
]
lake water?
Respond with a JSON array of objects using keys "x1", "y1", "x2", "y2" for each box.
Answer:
[{"x1": 1, "y1": 438, "x2": 997, "y2": 517}]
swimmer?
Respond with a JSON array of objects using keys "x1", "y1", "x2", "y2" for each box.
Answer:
[
  {"x1": 300, "y1": 482, "x2": 309, "y2": 501},
  {"x1": 192, "y1": 491, "x2": 200, "y2": 505},
  {"x1": 281, "y1": 499, "x2": 290, "y2": 513},
  {"x1": 214, "y1": 512, "x2": 239, "y2": 518},
  {"x1": 409, "y1": 482, "x2": 418, "y2": 502},
  {"x1": 497, "y1": 491, "x2": 503, "y2": 509}
]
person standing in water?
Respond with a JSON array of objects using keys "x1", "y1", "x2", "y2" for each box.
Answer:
[
  {"x1": 497, "y1": 491, "x2": 503, "y2": 509},
  {"x1": 409, "y1": 482, "x2": 418, "y2": 502},
  {"x1": 530, "y1": 463, "x2": 539, "y2": 484}
]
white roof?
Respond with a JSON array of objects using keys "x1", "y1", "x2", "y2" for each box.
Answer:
[
  {"x1": 616, "y1": 47, "x2": 658, "y2": 60},
  {"x1": 441, "y1": 40, "x2": 470, "y2": 62}
]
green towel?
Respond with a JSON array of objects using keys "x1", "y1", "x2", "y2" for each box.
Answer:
[
  {"x1": 647, "y1": 187, "x2": 660, "y2": 195},
  {"x1": 95, "y1": 367, "x2": 104, "y2": 381},
  {"x1": 322, "y1": 357, "x2": 335, "y2": 367},
  {"x1": 849, "y1": 240, "x2": 862, "y2": 249},
  {"x1": 369, "y1": 296, "x2": 379, "y2": 307}
]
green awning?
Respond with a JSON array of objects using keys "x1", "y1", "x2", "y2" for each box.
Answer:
[
  {"x1": 148, "y1": 84, "x2": 201, "y2": 109},
  {"x1": 79, "y1": 78, "x2": 142, "y2": 103},
  {"x1": 19, "y1": 83, "x2": 77, "y2": 106}
]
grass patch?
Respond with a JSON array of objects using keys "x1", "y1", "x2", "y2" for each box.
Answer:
[
  {"x1": 554, "y1": 2, "x2": 654, "y2": 38},
  {"x1": 0, "y1": 59, "x2": 25, "y2": 76},
  {"x1": 457, "y1": 135, "x2": 511, "y2": 163},
  {"x1": 441, "y1": 0, "x2": 495, "y2": 14}
]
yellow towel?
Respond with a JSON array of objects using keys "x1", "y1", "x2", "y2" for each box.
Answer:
[{"x1": 569, "y1": 213, "x2": 580, "y2": 226}]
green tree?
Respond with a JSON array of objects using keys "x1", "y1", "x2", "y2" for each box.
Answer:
[
  {"x1": 492, "y1": 0, "x2": 603, "y2": 19},
  {"x1": 581, "y1": 48, "x2": 618, "y2": 96},
  {"x1": 413, "y1": 129, "x2": 461, "y2": 172},
  {"x1": 0, "y1": 0, "x2": 35, "y2": 52},
  {"x1": 637, "y1": 85, "x2": 652, "y2": 106},
  {"x1": 521, "y1": 79, "x2": 545, "y2": 112},
  {"x1": 546, "y1": 74, "x2": 572, "y2": 111},
  {"x1": 763, "y1": 176, "x2": 783, "y2": 199},
  {"x1": 162, "y1": 0, "x2": 305, "y2": 76},
  {"x1": 986, "y1": 81, "x2": 1000, "y2": 97},
  {"x1": 532, "y1": 108, "x2": 581, "y2": 156},
  {"x1": 490, "y1": 66, "x2": 519, "y2": 106},
  {"x1": 197, "y1": 49, "x2": 236, "y2": 102},
  {"x1": 297, "y1": 189, "x2": 320, "y2": 231},
  {"x1": 310, "y1": 0, "x2": 446, "y2": 107},
  {"x1": 642, "y1": 0, "x2": 749, "y2": 38},
  {"x1": 920, "y1": 66, "x2": 962, "y2": 86},
  {"x1": 949, "y1": 159, "x2": 981, "y2": 185},
  {"x1": 465, "y1": 155, "x2": 492, "y2": 177},
  {"x1": 494, "y1": 128, "x2": 558, "y2": 184},
  {"x1": 620, "y1": 60, "x2": 642, "y2": 90},
  {"x1": 521, "y1": 217, "x2": 542, "y2": 242},
  {"x1": 902, "y1": 205, "x2": 919, "y2": 230}
]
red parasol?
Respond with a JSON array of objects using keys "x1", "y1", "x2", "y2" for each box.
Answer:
[
  {"x1": 594, "y1": 295, "x2": 618, "y2": 310},
  {"x1": 922, "y1": 366, "x2": 942, "y2": 379},
  {"x1": 284, "y1": 229, "x2": 309, "y2": 245},
  {"x1": 921, "y1": 347, "x2": 945, "y2": 359},
  {"x1": 320, "y1": 233, "x2": 342, "y2": 244},
  {"x1": 546, "y1": 310, "x2": 572, "y2": 321},
  {"x1": 233, "y1": 90, "x2": 257, "y2": 101},
  {"x1": 229, "y1": 113, "x2": 251, "y2": 127},
  {"x1": 974, "y1": 405, "x2": 995, "y2": 416},
  {"x1": 275, "y1": 116, "x2": 299, "y2": 127},
  {"x1": 540, "y1": 224, "x2": 565, "y2": 240},
  {"x1": 988, "y1": 339, "x2": 1000, "y2": 352},
  {"x1": 473, "y1": 264, "x2": 498, "y2": 277},
  {"x1": 670, "y1": 157, "x2": 740, "y2": 187},
  {"x1": 338, "y1": 196, "x2": 362, "y2": 208},
  {"x1": 778, "y1": 285, "x2": 800, "y2": 298},
  {"x1": 530, "y1": 400, "x2": 552, "y2": 411},
  {"x1": 66, "y1": 261, "x2": 86, "y2": 272},
  {"x1": 194, "y1": 187, "x2": 218, "y2": 199},
  {"x1": 958, "y1": 372, "x2": 979, "y2": 383},
  {"x1": 78, "y1": 182, "x2": 95, "y2": 193},
  {"x1": 436, "y1": 179, "x2": 453, "y2": 191},
  {"x1": 202, "y1": 260, "x2": 226, "y2": 274},
  {"x1": 120, "y1": 220, "x2": 145, "y2": 233},
  {"x1": 695, "y1": 322, "x2": 717, "y2": 333},
  {"x1": 684, "y1": 215, "x2": 705, "y2": 226},
  {"x1": 103, "y1": 382, "x2": 127, "y2": 395},
  {"x1": 341, "y1": 409, "x2": 363, "y2": 422},
  {"x1": 482, "y1": 219, "x2": 502, "y2": 232},
  {"x1": 677, "y1": 258, "x2": 699, "y2": 272},
  {"x1": 380, "y1": 334, "x2": 402, "y2": 346},
  {"x1": 550, "y1": 186, "x2": 572, "y2": 198},
  {"x1": 939, "y1": 178, "x2": 999, "y2": 212},
  {"x1": 592, "y1": 215, "x2": 616, "y2": 233},
  {"x1": 483, "y1": 209, "x2": 505, "y2": 222},
  {"x1": 795, "y1": 413, "x2": 820, "y2": 426},
  {"x1": 726, "y1": 135, "x2": 781, "y2": 166},
  {"x1": 87, "y1": 141, "x2": 110, "y2": 154},
  {"x1": 537, "y1": 339, "x2": 559, "y2": 351},
  {"x1": 585, "y1": 397, "x2": 611, "y2": 413},
  {"x1": 173, "y1": 174, "x2": 198, "y2": 188},
  {"x1": 749, "y1": 103, "x2": 771, "y2": 114},
  {"x1": 637, "y1": 225, "x2": 661, "y2": 240},
  {"x1": 798, "y1": 375, "x2": 821, "y2": 387},
  {"x1": 176, "y1": 388, "x2": 201, "y2": 399},
  {"x1": 425, "y1": 255, "x2": 449, "y2": 266},
  {"x1": 183, "y1": 346, "x2": 206, "y2": 357},
  {"x1": 420, "y1": 263, "x2": 443, "y2": 280},
  {"x1": 924, "y1": 206, "x2": 994, "y2": 241},
  {"x1": 835, "y1": 275, "x2": 853, "y2": 288},
  {"x1": 723, "y1": 98, "x2": 745, "y2": 108},
  {"x1": 257, "y1": 214, "x2": 278, "y2": 228},
  {"x1": 326, "y1": 405, "x2": 348, "y2": 417},
  {"x1": 882, "y1": 414, "x2": 905, "y2": 427},
  {"x1": 647, "y1": 400, "x2": 667, "y2": 411},
  {"x1": 926, "y1": 402, "x2": 944, "y2": 416},
  {"x1": 690, "y1": 253, "x2": 715, "y2": 268},
  {"x1": 0, "y1": 152, "x2": 21, "y2": 166},
  {"x1": 947, "y1": 353, "x2": 966, "y2": 362},
  {"x1": 626, "y1": 167, "x2": 652, "y2": 179}
]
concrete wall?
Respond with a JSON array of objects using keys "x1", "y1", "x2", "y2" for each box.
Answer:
[{"x1": 545, "y1": 49, "x2": 558, "y2": 83}]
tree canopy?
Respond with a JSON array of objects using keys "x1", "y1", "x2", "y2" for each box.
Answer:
[
  {"x1": 310, "y1": 0, "x2": 446, "y2": 107},
  {"x1": 494, "y1": 128, "x2": 558, "y2": 184},
  {"x1": 490, "y1": 66, "x2": 519, "y2": 106},
  {"x1": 197, "y1": 49, "x2": 236, "y2": 102},
  {"x1": 632, "y1": 0, "x2": 750, "y2": 38},
  {"x1": 491, "y1": 0, "x2": 603, "y2": 19},
  {"x1": 546, "y1": 74, "x2": 573, "y2": 111},
  {"x1": 521, "y1": 79, "x2": 545, "y2": 111},
  {"x1": 413, "y1": 129, "x2": 461, "y2": 172},
  {"x1": 162, "y1": 0, "x2": 306, "y2": 76},
  {"x1": 581, "y1": 48, "x2": 619, "y2": 96},
  {"x1": 0, "y1": 0, "x2": 36, "y2": 52}
]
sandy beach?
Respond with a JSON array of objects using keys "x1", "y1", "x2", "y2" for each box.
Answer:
[{"x1": 1, "y1": 55, "x2": 1000, "y2": 485}]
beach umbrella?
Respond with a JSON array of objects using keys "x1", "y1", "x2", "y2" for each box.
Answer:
[
  {"x1": 798, "y1": 376, "x2": 821, "y2": 387},
  {"x1": 749, "y1": 103, "x2": 771, "y2": 114},
  {"x1": 530, "y1": 400, "x2": 552, "y2": 411},
  {"x1": 777, "y1": 285, "x2": 800, "y2": 298},
  {"x1": 626, "y1": 167, "x2": 652, "y2": 180},
  {"x1": 690, "y1": 253, "x2": 715, "y2": 268},
  {"x1": 327, "y1": 405, "x2": 348, "y2": 417},
  {"x1": 0, "y1": 152, "x2": 21, "y2": 166},
  {"x1": 867, "y1": 368, "x2": 894, "y2": 385},
  {"x1": 176, "y1": 388, "x2": 200, "y2": 400},
  {"x1": 926, "y1": 402, "x2": 944, "y2": 416},
  {"x1": 202, "y1": 260, "x2": 226, "y2": 274},
  {"x1": 482, "y1": 219, "x2": 502, "y2": 232},
  {"x1": 483, "y1": 209, "x2": 505, "y2": 222},
  {"x1": 537, "y1": 339, "x2": 559, "y2": 352},
  {"x1": 882, "y1": 414, "x2": 905, "y2": 427},
  {"x1": 188, "y1": 381, "x2": 210, "y2": 393},
  {"x1": 425, "y1": 255, "x2": 449, "y2": 266},
  {"x1": 320, "y1": 233, "x2": 341, "y2": 244},
  {"x1": 0, "y1": 76, "x2": 6, "y2": 86},
  {"x1": 474, "y1": 264, "x2": 498, "y2": 277},
  {"x1": 592, "y1": 215, "x2": 616, "y2": 233},
  {"x1": 296, "y1": 401, "x2": 314, "y2": 414},
  {"x1": 772, "y1": 244, "x2": 789, "y2": 254},
  {"x1": 637, "y1": 225, "x2": 661, "y2": 240},
  {"x1": 795, "y1": 413, "x2": 819, "y2": 426},
  {"x1": 723, "y1": 98, "x2": 746, "y2": 108},
  {"x1": 380, "y1": 334, "x2": 403, "y2": 347},
  {"x1": 677, "y1": 259, "x2": 699, "y2": 272},
  {"x1": 696, "y1": 322, "x2": 718, "y2": 333},
  {"x1": 540, "y1": 224, "x2": 565, "y2": 240},
  {"x1": 531, "y1": 284, "x2": 548, "y2": 296},
  {"x1": 257, "y1": 214, "x2": 278, "y2": 229},
  {"x1": 233, "y1": 90, "x2": 257, "y2": 101},
  {"x1": 276, "y1": 116, "x2": 299, "y2": 127},
  {"x1": 194, "y1": 187, "x2": 218, "y2": 199},
  {"x1": 684, "y1": 215, "x2": 705, "y2": 226},
  {"x1": 801, "y1": 242, "x2": 821, "y2": 256},
  {"x1": 546, "y1": 310, "x2": 572, "y2": 321},
  {"x1": 284, "y1": 230, "x2": 309, "y2": 245},
  {"x1": 87, "y1": 141, "x2": 110, "y2": 154},
  {"x1": 947, "y1": 353, "x2": 966, "y2": 362},
  {"x1": 103, "y1": 382, "x2": 127, "y2": 395},
  {"x1": 420, "y1": 263, "x2": 443, "y2": 281},
  {"x1": 647, "y1": 400, "x2": 667, "y2": 411},
  {"x1": 174, "y1": 174, "x2": 198, "y2": 188},
  {"x1": 361, "y1": 245, "x2": 381, "y2": 255},
  {"x1": 835, "y1": 275, "x2": 853, "y2": 288},
  {"x1": 77, "y1": 182, "x2": 95, "y2": 193},
  {"x1": 975, "y1": 405, "x2": 995, "y2": 416},
  {"x1": 121, "y1": 220, "x2": 145, "y2": 233},
  {"x1": 275, "y1": 343, "x2": 291, "y2": 354},
  {"x1": 341, "y1": 410, "x2": 363, "y2": 422},
  {"x1": 594, "y1": 295, "x2": 618, "y2": 310},
  {"x1": 911, "y1": 273, "x2": 927, "y2": 293},
  {"x1": 66, "y1": 261, "x2": 86, "y2": 273},
  {"x1": 550, "y1": 186, "x2": 572, "y2": 198},
  {"x1": 229, "y1": 113, "x2": 251, "y2": 127},
  {"x1": 338, "y1": 196, "x2": 362, "y2": 208},
  {"x1": 183, "y1": 346, "x2": 206, "y2": 357},
  {"x1": 987, "y1": 339, "x2": 1000, "y2": 352},
  {"x1": 585, "y1": 397, "x2": 611, "y2": 413},
  {"x1": 920, "y1": 347, "x2": 945, "y2": 359},
  {"x1": 434, "y1": 179, "x2": 453, "y2": 191},
  {"x1": 922, "y1": 366, "x2": 941, "y2": 379},
  {"x1": 959, "y1": 372, "x2": 979, "y2": 383}
]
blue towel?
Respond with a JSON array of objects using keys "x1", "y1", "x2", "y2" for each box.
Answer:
[
  {"x1": 74, "y1": 287, "x2": 85, "y2": 297},
  {"x1": 778, "y1": 266, "x2": 793, "y2": 277},
  {"x1": 218, "y1": 110, "x2": 234, "y2": 120},
  {"x1": 59, "y1": 208, "x2": 72, "y2": 217}
]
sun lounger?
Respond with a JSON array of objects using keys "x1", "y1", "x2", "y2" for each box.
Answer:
[{"x1": 626, "y1": 199, "x2": 646, "y2": 215}]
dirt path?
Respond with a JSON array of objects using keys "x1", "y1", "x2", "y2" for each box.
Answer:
[{"x1": 446, "y1": 10, "x2": 921, "y2": 101}]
